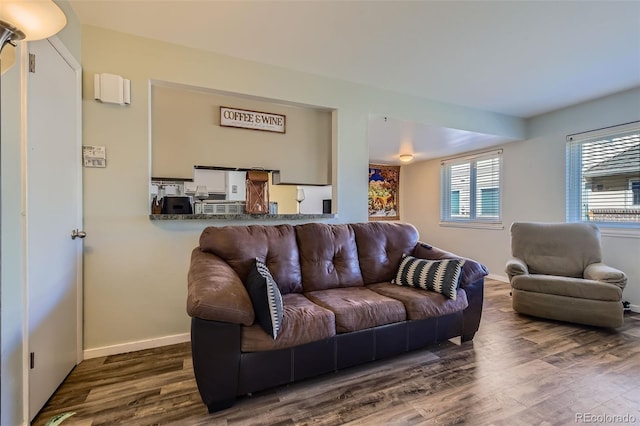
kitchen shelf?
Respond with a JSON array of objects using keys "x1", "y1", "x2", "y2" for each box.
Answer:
[{"x1": 149, "y1": 213, "x2": 336, "y2": 221}]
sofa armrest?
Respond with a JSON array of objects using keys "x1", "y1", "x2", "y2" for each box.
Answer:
[
  {"x1": 584, "y1": 262, "x2": 627, "y2": 291},
  {"x1": 506, "y1": 257, "x2": 528, "y2": 279},
  {"x1": 412, "y1": 242, "x2": 488, "y2": 288},
  {"x1": 187, "y1": 248, "x2": 255, "y2": 325}
]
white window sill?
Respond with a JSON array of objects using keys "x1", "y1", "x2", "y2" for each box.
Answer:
[{"x1": 439, "y1": 221, "x2": 504, "y2": 230}]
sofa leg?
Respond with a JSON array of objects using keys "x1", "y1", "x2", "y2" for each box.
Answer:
[
  {"x1": 207, "y1": 398, "x2": 236, "y2": 413},
  {"x1": 461, "y1": 332, "x2": 476, "y2": 342}
]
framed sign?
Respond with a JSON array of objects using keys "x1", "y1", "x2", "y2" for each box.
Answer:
[
  {"x1": 368, "y1": 164, "x2": 400, "y2": 221},
  {"x1": 220, "y1": 106, "x2": 286, "y2": 133}
]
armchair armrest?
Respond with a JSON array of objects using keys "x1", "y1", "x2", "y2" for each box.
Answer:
[
  {"x1": 187, "y1": 248, "x2": 255, "y2": 325},
  {"x1": 412, "y1": 242, "x2": 488, "y2": 288},
  {"x1": 584, "y1": 262, "x2": 627, "y2": 290},
  {"x1": 506, "y1": 257, "x2": 528, "y2": 279}
]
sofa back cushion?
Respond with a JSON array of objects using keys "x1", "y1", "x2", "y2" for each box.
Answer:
[
  {"x1": 510, "y1": 222, "x2": 602, "y2": 277},
  {"x1": 199, "y1": 225, "x2": 302, "y2": 293},
  {"x1": 351, "y1": 222, "x2": 419, "y2": 284},
  {"x1": 295, "y1": 223, "x2": 363, "y2": 291}
]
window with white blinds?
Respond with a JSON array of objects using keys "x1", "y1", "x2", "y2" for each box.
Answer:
[
  {"x1": 566, "y1": 122, "x2": 640, "y2": 227},
  {"x1": 441, "y1": 150, "x2": 502, "y2": 224}
]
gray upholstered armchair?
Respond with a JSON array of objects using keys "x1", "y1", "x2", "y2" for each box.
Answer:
[{"x1": 506, "y1": 222, "x2": 627, "y2": 328}]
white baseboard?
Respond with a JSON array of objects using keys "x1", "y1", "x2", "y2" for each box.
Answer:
[
  {"x1": 628, "y1": 304, "x2": 640, "y2": 314},
  {"x1": 83, "y1": 332, "x2": 190, "y2": 359},
  {"x1": 487, "y1": 273, "x2": 509, "y2": 283}
]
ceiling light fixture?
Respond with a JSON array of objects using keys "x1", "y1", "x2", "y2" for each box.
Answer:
[
  {"x1": 399, "y1": 154, "x2": 414, "y2": 162},
  {"x1": 0, "y1": 0, "x2": 67, "y2": 55}
]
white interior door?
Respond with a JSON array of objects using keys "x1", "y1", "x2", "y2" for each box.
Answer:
[{"x1": 26, "y1": 38, "x2": 82, "y2": 421}]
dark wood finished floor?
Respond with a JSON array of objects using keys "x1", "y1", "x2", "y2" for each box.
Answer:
[{"x1": 33, "y1": 280, "x2": 640, "y2": 426}]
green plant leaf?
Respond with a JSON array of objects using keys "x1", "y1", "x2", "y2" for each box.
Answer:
[{"x1": 44, "y1": 412, "x2": 76, "y2": 426}]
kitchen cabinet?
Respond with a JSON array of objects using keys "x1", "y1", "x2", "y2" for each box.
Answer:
[{"x1": 185, "y1": 169, "x2": 227, "y2": 194}]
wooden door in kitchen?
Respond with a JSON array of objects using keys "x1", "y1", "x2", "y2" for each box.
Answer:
[{"x1": 26, "y1": 38, "x2": 83, "y2": 421}]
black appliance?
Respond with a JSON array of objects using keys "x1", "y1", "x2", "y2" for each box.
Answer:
[{"x1": 161, "y1": 196, "x2": 193, "y2": 214}]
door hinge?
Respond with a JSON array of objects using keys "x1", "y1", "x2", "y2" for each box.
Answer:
[
  {"x1": 30, "y1": 352, "x2": 35, "y2": 369},
  {"x1": 29, "y1": 53, "x2": 36, "y2": 73}
]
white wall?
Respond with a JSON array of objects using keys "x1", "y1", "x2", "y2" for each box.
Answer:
[
  {"x1": 403, "y1": 87, "x2": 640, "y2": 311},
  {"x1": 80, "y1": 25, "x2": 524, "y2": 353}
]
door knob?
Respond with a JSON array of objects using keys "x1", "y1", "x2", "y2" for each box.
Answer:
[{"x1": 71, "y1": 229, "x2": 86, "y2": 240}]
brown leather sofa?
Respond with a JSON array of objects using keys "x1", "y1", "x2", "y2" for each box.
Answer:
[{"x1": 187, "y1": 222, "x2": 488, "y2": 412}]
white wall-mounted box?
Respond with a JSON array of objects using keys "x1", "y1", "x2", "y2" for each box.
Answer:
[{"x1": 94, "y1": 73, "x2": 131, "y2": 105}]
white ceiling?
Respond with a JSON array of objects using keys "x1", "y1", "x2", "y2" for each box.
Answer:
[
  {"x1": 69, "y1": 0, "x2": 640, "y2": 164},
  {"x1": 368, "y1": 116, "x2": 513, "y2": 164}
]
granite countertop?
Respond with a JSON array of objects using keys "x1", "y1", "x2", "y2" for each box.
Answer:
[{"x1": 149, "y1": 213, "x2": 336, "y2": 221}]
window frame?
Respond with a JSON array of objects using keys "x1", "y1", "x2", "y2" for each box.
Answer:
[
  {"x1": 566, "y1": 121, "x2": 640, "y2": 230},
  {"x1": 440, "y1": 149, "x2": 503, "y2": 228}
]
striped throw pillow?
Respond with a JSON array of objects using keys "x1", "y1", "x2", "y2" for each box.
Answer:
[
  {"x1": 246, "y1": 258, "x2": 284, "y2": 339},
  {"x1": 392, "y1": 255, "x2": 465, "y2": 300}
]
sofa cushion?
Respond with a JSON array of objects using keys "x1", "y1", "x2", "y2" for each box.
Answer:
[
  {"x1": 350, "y1": 222, "x2": 419, "y2": 284},
  {"x1": 511, "y1": 274, "x2": 622, "y2": 302},
  {"x1": 199, "y1": 225, "x2": 302, "y2": 294},
  {"x1": 305, "y1": 287, "x2": 406, "y2": 333},
  {"x1": 241, "y1": 293, "x2": 336, "y2": 352},
  {"x1": 412, "y1": 242, "x2": 488, "y2": 288},
  {"x1": 367, "y1": 282, "x2": 468, "y2": 320},
  {"x1": 296, "y1": 223, "x2": 363, "y2": 291},
  {"x1": 246, "y1": 259, "x2": 284, "y2": 339},
  {"x1": 392, "y1": 255, "x2": 465, "y2": 300}
]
